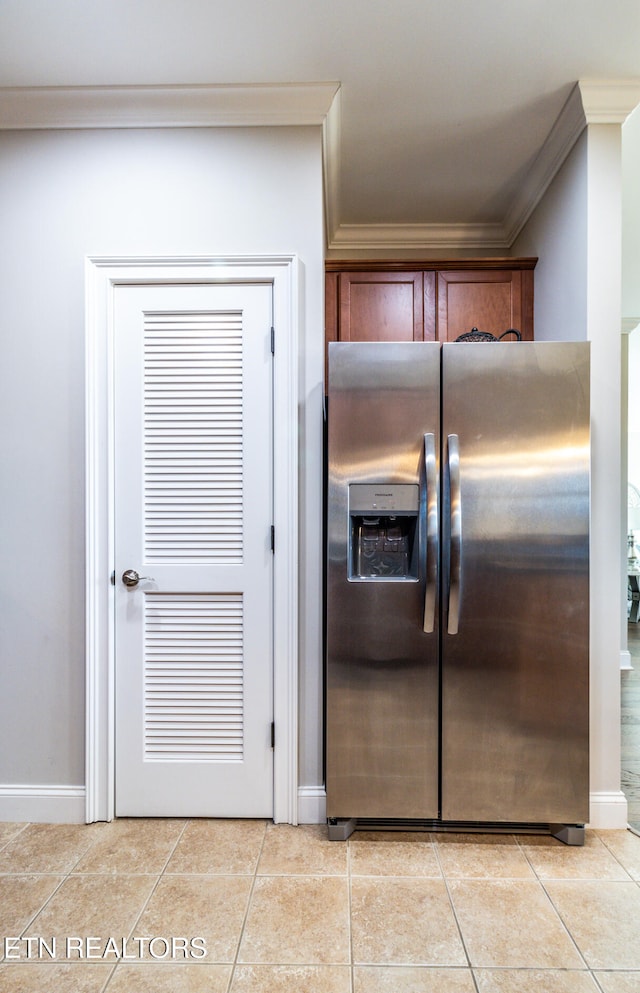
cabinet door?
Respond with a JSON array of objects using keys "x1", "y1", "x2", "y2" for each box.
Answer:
[
  {"x1": 437, "y1": 269, "x2": 524, "y2": 342},
  {"x1": 339, "y1": 272, "x2": 424, "y2": 342}
]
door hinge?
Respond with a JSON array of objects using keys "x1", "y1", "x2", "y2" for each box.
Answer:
[
  {"x1": 270, "y1": 525, "x2": 275, "y2": 552},
  {"x1": 271, "y1": 722, "x2": 275, "y2": 748},
  {"x1": 270, "y1": 326, "x2": 275, "y2": 354}
]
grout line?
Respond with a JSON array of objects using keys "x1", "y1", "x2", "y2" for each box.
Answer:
[
  {"x1": 97, "y1": 961, "x2": 119, "y2": 993},
  {"x1": 15, "y1": 872, "x2": 71, "y2": 944},
  {"x1": 67, "y1": 825, "x2": 105, "y2": 874},
  {"x1": 158, "y1": 817, "x2": 191, "y2": 876},
  {"x1": 431, "y1": 834, "x2": 480, "y2": 992},
  {"x1": 0, "y1": 822, "x2": 30, "y2": 854},
  {"x1": 225, "y1": 818, "x2": 269, "y2": 993},
  {"x1": 589, "y1": 970, "x2": 608, "y2": 993},
  {"x1": 346, "y1": 836, "x2": 354, "y2": 993},
  {"x1": 3, "y1": 820, "x2": 640, "y2": 980},
  {"x1": 0, "y1": 871, "x2": 72, "y2": 877},
  {"x1": 7, "y1": 822, "x2": 107, "y2": 950},
  {"x1": 513, "y1": 832, "x2": 539, "y2": 874},
  {"x1": 592, "y1": 829, "x2": 636, "y2": 880},
  {"x1": 100, "y1": 818, "x2": 192, "y2": 989},
  {"x1": 536, "y1": 877, "x2": 591, "y2": 971}
]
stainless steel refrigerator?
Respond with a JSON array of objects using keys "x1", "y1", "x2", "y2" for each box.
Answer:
[{"x1": 326, "y1": 341, "x2": 590, "y2": 844}]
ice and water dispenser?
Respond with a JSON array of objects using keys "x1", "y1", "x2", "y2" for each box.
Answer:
[{"x1": 348, "y1": 483, "x2": 419, "y2": 581}]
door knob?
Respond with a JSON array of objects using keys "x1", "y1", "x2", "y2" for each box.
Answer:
[{"x1": 122, "y1": 569, "x2": 154, "y2": 588}]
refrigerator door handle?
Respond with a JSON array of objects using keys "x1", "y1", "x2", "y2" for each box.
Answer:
[
  {"x1": 447, "y1": 434, "x2": 462, "y2": 635},
  {"x1": 423, "y1": 432, "x2": 438, "y2": 633}
]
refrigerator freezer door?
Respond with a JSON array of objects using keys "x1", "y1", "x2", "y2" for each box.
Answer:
[
  {"x1": 441, "y1": 341, "x2": 590, "y2": 824},
  {"x1": 326, "y1": 342, "x2": 441, "y2": 819}
]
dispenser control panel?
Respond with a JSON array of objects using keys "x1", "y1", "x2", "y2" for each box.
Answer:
[
  {"x1": 348, "y1": 484, "x2": 419, "y2": 581},
  {"x1": 349, "y1": 484, "x2": 419, "y2": 514}
]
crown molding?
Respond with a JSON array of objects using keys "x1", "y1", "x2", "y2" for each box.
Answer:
[
  {"x1": 622, "y1": 317, "x2": 640, "y2": 334},
  {"x1": 322, "y1": 88, "x2": 342, "y2": 253},
  {"x1": 328, "y1": 77, "x2": 640, "y2": 253},
  {"x1": 504, "y1": 79, "x2": 640, "y2": 245},
  {"x1": 0, "y1": 82, "x2": 340, "y2": 130},
  {"x1": 325, "y1": 79, "x2": 595, "y2": 252},
  {"x1": 502, "y1": 83, "x2": 587, "y2": 246},
  {"x1": 327, "y1": 221, "x2": 509, "y2": 252},
  {"x1": 1, "y1": 77, "x2": 638, "y2": 255},
  {"x1": 578, "y1": 79, "x2": 640, "y2": 124},
  {"x1": 326, "y1": 81, "x2": 591, "y2": 253}
]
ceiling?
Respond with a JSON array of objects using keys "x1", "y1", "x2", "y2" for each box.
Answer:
[{"x1": 1, "y1": 0, "x2": 639, "y2": 253}]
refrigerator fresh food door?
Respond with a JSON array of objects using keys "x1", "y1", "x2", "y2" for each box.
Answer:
[
  {"x1": 441, "y1": 341, "x2": 590, "y2": 824},
  {"x1": 326, "y1": 342, "x2": 441, "y2": 819}
]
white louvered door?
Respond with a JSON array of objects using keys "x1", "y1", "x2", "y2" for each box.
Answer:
[{"x1": 113, "y1": 282, "x2": 274, "y2": 816}]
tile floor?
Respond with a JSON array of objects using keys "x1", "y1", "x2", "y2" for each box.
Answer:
[{"x1": 1, "y1": 820, "x2": 640, "y2": 991}]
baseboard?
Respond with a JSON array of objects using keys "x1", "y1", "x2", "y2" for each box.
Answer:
[
  {"x1": 621, "y1": 649, "x2": 633, "y2": 670},
  {"x1": 297, "y1": 786, "x2": 327, "y2": 824},
  {"x1": 589, "y1": 790, "x2": 629, "y2": 829},
  {"x1": 0, "y1": 785, "x2": 86, "y2": 824},
  {"x1": 297, "y1": 788, "x2": 627, "y2": 831},
  {"x1": 2, "y1": 784, "x2": 621, "y2": 831}
]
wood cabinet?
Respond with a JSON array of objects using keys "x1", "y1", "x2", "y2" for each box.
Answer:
[
  {"x1": 325, "y1": 259, "x2": 536, "y2": 365},
  {"x1": 334, "y1": 270, "x2": 429, "y2": 343},
  {"x1": 437, "y1": 268, "x2": 532, "y2": 342}
]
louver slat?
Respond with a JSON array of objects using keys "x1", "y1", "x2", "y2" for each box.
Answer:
[
  {"x1": 144, "y1": 593, "x2": 244, "y2": 761},
  {"x1": 143, "y1": 312, "x2": 243, "y2": 561}
]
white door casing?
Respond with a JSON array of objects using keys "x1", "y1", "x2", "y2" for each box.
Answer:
[
  {"x1": 114, "y1": 283, "x2": 274, "y2": 816},
  {"x1": 85, "y1": 256, "x2": 299, "y2": 823}
]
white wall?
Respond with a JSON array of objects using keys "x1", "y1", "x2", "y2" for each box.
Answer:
[
  {"x1": 514, "y1": 125, "x2": 627, "y2": 828},
  {"x1": 512, "y1": 132, "x2": 588, "y2": 341},
  {"x1": 0, "y1": 126, "x2": 325, "y2": 816},
  {"x1": 623, "y1": 106, "x2": 640, "y2": 512},
  {"x1": 622, "y1": 104, "x2": 640, "y2": 322}
]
